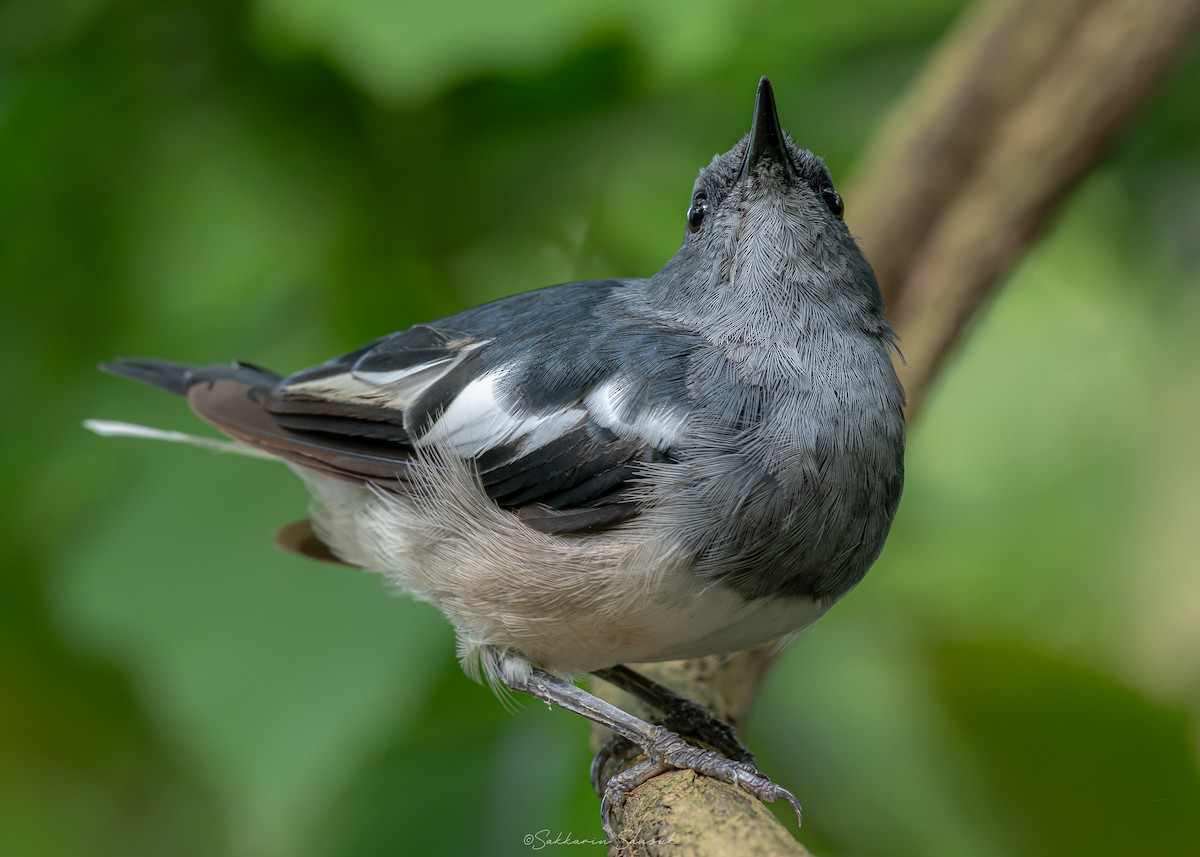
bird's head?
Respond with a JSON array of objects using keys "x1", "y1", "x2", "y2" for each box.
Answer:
[{"x1": 654, "y1": 77, "x2": 885, "y2": 328}]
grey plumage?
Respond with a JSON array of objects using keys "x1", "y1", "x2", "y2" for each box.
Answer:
[{"x1": 93, "y1": 77, "x2": 905, "y2": 835}]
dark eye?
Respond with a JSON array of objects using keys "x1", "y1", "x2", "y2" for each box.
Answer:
[
  {"x1": 821, "y1": 185, "x2": 844, "y2": 219},
  {"x1": 686, "y1": 192, "x2": 708, "y2": 233}
]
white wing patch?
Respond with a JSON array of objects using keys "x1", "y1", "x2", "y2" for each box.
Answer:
[
  {"x1": 517, "y1": 408, "x2": 587, "y2": 454},
  {"x1": 415, "y1": 371, "x2": 586, "y2": 459},
  {"x1": 285, "y1": 353, "x2": 685, "y2": 466},
  {"x1": 586, "y1": 378, "x2": 687, "y2": 449},
  {"x1": 421, "y1": 374, "x2": 687, "y2": 462}
]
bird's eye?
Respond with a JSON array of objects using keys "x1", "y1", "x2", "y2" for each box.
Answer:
[
  {"x1": 821, "y1": 185, "x2": 844, "y2": 219},
  {"x1": 686, "y1": 192, "x2": 709, "y2": 233}
]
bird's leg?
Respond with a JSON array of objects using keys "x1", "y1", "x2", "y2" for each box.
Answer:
[
  {"x1": 592, "y1": 664, "x2": 755, "y2": 764},
  {"x1": 499, "y1": 659, "x2": 802, "y2": 844},
  {"x1": 587, "y1": 663, "x2": 756, "y2": 801}
]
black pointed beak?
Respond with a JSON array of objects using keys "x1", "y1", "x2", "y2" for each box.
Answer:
[{"x1": 740, "y1": 77, "x2": 793, "y2": 181}]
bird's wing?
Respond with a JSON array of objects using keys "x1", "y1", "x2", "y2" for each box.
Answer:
[
  {"x1": 270, "y1": 281, "x2": 698, "y2": 532},
  {"x1": 110, "y1": 280, "x2": 698, "y2": 535}
]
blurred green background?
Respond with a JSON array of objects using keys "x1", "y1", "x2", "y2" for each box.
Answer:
[{"x1": 3, "y1": 0, "x2": 1199, "y2": 855}]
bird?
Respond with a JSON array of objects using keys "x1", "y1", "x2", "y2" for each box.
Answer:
[{"x1": 90, "y1": 76, "x2": 906, "y2": 842}]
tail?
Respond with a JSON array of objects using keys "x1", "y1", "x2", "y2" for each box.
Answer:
[
  {"x1": 94, "y1": 358, "x2": 355, "y2": 567},
  {"x1": 96, "y1": 357, "x2": 414, "y2": 487},
  {"x1": 89, "y1": 359, "x2": 285, "y2": 461},
  {"x1": 99, "y1": 358, "x2": 283, "y2": 396}
]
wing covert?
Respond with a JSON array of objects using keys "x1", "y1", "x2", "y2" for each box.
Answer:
[{"x1": 258, "y1": 280, "x2": 697, "y2": 532}]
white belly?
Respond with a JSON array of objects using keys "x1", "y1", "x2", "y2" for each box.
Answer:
[{"x1": 294, "y1": 460, "x2": 829, "y2": 676}]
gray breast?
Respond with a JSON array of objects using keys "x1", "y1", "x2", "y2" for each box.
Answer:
[{"x1": 652, "y1": 328, "x2": 905, "y2": 604}]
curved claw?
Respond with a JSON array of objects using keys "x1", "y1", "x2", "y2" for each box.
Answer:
[
  {"x1": 777, "y1": 784, "x2": 804, "y2": 827},
  {"x1": 590, "y1": 732, "x2": 638, "y2": 798},
  {"x1": 590, "y1": 745, "x2": 606, "y2": 800},
  {"x1": 600, "y1": 756, "x2": 671, "y2": 847},
  {"x1": 599, "y1": 728, "x2": 804, "y2": 841}
]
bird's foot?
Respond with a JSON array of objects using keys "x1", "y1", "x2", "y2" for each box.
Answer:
[
  {"x1": 597, "y1": 724, "x2": 802, "y2": 844},
  {"x1": 496, "y1": 658, "x2": 800, "y2": 847},
  {"x1": 591, "y1": 665, "x2": 755, "y2": 765}
]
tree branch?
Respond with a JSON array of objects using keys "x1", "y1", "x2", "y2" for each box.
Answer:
[
  {"x1": 594, "y1": 0, "x2": 1200, "y2": 852},
  {"x1": 855, "y1": 0, "x2": 1200, "y2": 416}
]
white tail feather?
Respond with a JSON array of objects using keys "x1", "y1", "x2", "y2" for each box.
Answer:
[{"x1": 83, "y1": 419, "x2": 278, "y2": 461}]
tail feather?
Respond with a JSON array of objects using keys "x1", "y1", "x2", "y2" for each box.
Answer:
[
  {"x1": 82, "y1": 419, "x2": 278, "y2": 460},
  {"x1": 97, "y1": 356, "x2": 415, "y2": 488},
  {"x1": 99, "y1": 359, "x2": 282, "y2": 396}
]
